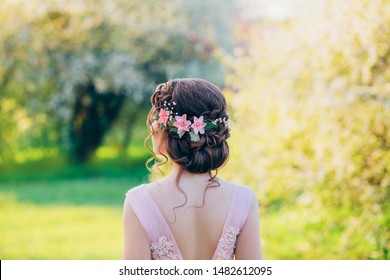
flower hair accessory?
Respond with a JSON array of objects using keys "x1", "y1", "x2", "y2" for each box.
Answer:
[{"x1": 154, "y1": 101, "x2": 228, "y2": 142}]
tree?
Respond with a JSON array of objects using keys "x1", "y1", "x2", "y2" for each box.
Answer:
[
  {"x1": 0, "y1": 0, "x2": 236, "y2": 163},
  {"x1": 223, "y1": 0, "x2": 390, "y2": 259}
]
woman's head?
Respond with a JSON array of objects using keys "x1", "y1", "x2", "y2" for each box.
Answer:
[{"x1": 146, "y1": 78, "x2": 230, "y2": 174}]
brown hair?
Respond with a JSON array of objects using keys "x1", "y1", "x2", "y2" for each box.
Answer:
[
  {"x1": 144, "y1": 78, "x2": 230, "y2": 221},
  {"x1": 146, "y1": 78, "x2": 230, "y2": 172}
]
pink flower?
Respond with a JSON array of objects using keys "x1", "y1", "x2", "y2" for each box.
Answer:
[
  {"x1": 157, "y1": 108, "x2": 169, "y2": 126},
  {"x1": 191, "y1": 116, "x2": 207, "y2": 135},
  {"x1": 173, "y1": 114, "x2": 191, "y2": 134}
]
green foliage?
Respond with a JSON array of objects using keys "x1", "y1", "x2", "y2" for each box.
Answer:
[
  {"x1": 69, "y1": 81, "x2": 127, "y2": 162},
  {"x1": 4, "y1": 0, "x2": 390, "y2": 260},
  {"x1": 0, "y1": 0, "x2": 235, "y2": 163},
  {"x1": 205, "y1": 122, "x2": 218, "y2": 130},
  {"x1": 221, "y1": 0, "x2": 390, "y2": 259},
  {"x1": 189, "y1": 131, "x2": 200, "y2": 142},
  {"x1": 0, "y1": 147, "x2": 149, "y2": 182}
]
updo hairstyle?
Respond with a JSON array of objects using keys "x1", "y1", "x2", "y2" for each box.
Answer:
[{"x1": 146, "y1": 78, "x2": 230, "y2": 174}]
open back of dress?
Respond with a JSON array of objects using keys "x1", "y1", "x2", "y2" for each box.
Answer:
[{"x1": 125, "y1": 184, "x2": 253, "y2": 260}]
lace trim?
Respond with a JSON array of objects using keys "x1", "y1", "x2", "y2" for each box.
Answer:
[
  {"x1": 216, "y1": 226, "x2": 240, "y2": 260},
  {"x1": 151, "y1": 236, "x2": 180, "y2": 260}
]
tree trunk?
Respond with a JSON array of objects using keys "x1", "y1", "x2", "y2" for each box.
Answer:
[{"x1": 68, "y1": 80, "x2": 126, "y2": 163}]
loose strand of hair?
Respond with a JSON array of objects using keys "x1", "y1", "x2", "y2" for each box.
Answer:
[
  {"x1": 169, "y1": 167, "x2": 188, "y2": 225},
  {"x1": 144, "y1": 132, "x2": 157, "y2": 171},
  {"x1": 144, "y1": 108, "x2": 168, "y2": 177},
  {"x1": 190, "y1": 169, "x2": 220, "y2": 211}
]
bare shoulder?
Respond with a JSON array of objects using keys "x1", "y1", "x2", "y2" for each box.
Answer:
[
  {"x1": 139, "y1": 180, "x2": 178, "y2": 206},
  {"x1": 235, "y1": 182, "x2": 256, "y2": 193},
  {"x1": 142, "y1": 180, "x2": 168, "y2": 196},
  {"x1": 125, "y1": 183, "x2": 146, "y2": 196},
  {"x1": 220, "y1": 179, "x2": 256, "y2": 198}
]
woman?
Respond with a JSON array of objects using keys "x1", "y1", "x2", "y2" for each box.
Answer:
[{"x1": 122, "y1": 78, "x2": 263, "y2": 260}]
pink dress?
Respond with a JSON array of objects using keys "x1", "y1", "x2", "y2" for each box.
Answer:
[{"x1": 125, "y1": 184, "x2": 253, "y2": 260}]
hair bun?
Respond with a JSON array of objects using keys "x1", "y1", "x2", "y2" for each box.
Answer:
[
  {"x1": 149, "y1": 78, "x2": 230, "y2": 174},
  {"x1": 204, "y1": 124, "x2": 230, "y2": 147},
  {"x1": 168, "y1": 136, "x2": 229, "y2": 173}
]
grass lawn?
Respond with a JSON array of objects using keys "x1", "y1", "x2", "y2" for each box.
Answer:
[
  {"x1": 0, "y1": 164, "x2": 149, "y2": 259},
  {"x1": 1, "y1": 156, "x2": 387, "y2": 260}
]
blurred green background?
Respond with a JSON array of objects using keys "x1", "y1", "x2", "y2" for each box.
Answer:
[{"x1": 0, "y1": 0, "x2": 389, "y2": 259}]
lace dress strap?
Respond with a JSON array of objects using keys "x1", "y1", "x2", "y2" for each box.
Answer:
[
  {"x1": 125, "y1": 185, "x2": 167, "y2": 243},
  {"x1": 228, "y1": 185, "x2": 254, "y2": 229},
  {"x1": 212, "y1": 184, "x2": 254, "y2": 260},
  {"x1": 125, "y1": 185, "x2": 183, "y2": 260}
]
